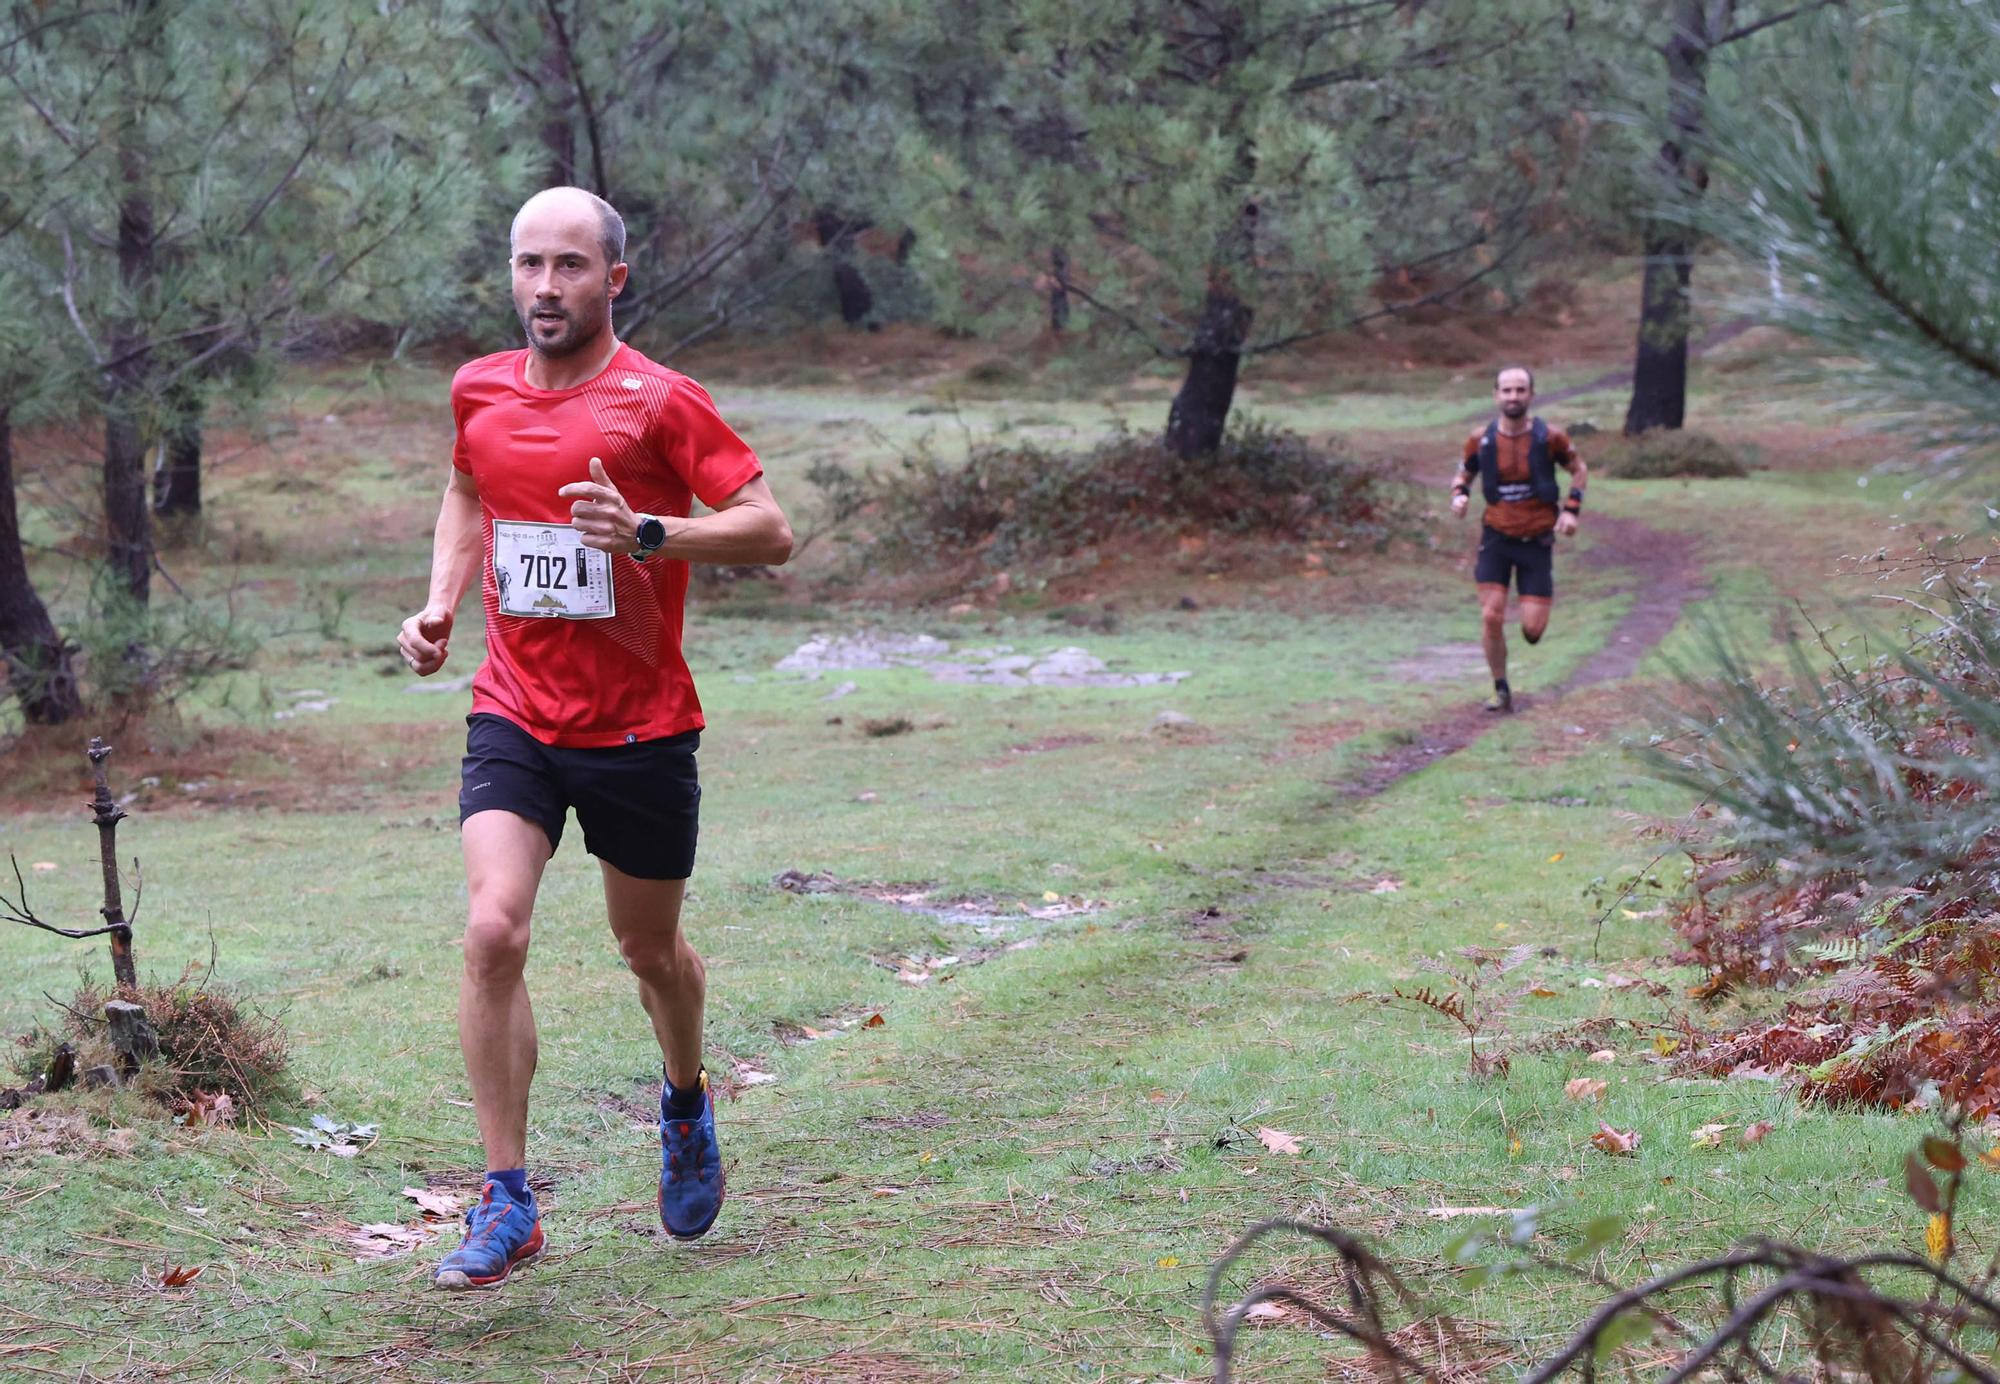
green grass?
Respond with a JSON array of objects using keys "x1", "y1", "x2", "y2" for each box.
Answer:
[{"x1": 0, "y1": 352, "x2": 1960, "y2": 1380}]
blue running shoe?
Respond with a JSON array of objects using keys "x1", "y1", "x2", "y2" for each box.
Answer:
[
  {"x1": 433, "y1": 1179, "x2": 544, "y2": 1290},
  {"x1": 659, "y1": 1069, "x2": 725, "y2": 1241}
]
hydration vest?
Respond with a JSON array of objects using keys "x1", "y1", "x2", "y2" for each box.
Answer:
[{"x1": 1475, "y1": 418, "x2": 1560, "y2": 508}]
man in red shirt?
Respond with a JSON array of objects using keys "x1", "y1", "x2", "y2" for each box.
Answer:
[
  {"x1": 397, "y1": 186, "x2": 792, "y2": 1289},
  {"x1": 1450, "y1": 366, "x2": 1587, "y2": 713}
]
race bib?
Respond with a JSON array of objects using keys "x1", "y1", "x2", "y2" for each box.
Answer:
[{"x1": 491, "y1": 520, "x2": 615, "y2": 620}]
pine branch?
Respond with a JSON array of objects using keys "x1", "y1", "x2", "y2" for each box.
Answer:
[{"x1": 1812, "y1": 163, "x2": 2000, "y2": 386}]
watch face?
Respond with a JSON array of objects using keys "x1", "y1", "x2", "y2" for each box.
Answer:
[{"x1": 638, "y1": 517, "x2": 666, "y2": 550}]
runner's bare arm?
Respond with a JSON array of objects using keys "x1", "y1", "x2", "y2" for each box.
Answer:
[
  {"x1": 561, "y1": 459, "x2": 793, "y2": 566},
  {"x1": 1451, "y1": 429, "x2": 1479, "y2": 518},
  {"x1": 1556, "y1": 449, "x2": 1587, "y2": 537},
  {"x1": 398, "y1": 468, "x2": 482, "y2": 676}
]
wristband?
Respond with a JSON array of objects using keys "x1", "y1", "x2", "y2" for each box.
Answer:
[
  {"x1": 1451, "y1": 483, "x2": 1469, "y2": 498},
  {"x1": 1563, "y1": 490, "x2": 1583, "y2": 515}
]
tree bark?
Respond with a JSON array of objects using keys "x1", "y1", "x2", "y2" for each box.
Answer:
[
  {"x1": 1049, "y1": 245, "x2": 1071, "y2": 333},
  {"x1": 0, "y1": 408, "x2": 83, "y2": 724},
  {"x1": 1164, "y1": 283, "x2": 1253, "y2": 460},
  {"x1": 1623, "y1": 0, "x2": 1729, "y2": 436},
  {"x1": 151, "y1": 388, "x2": 201, "y2": 518},
  {"x1": 105, "y1": 19, "x2": 157, "y2": 614},
  {"x1": 813, "y1": 207, "x2": 874, "y2": 328},
  {"x1": 538, "y1": 30, "x2": 577, "y2": 186},
  {"x1": 88, "y1": 737, "x2": 137, "y2": 992}
]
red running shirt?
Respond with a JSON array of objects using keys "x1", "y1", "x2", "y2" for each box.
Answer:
[{"x1": 450, "y1": 343, "x2": 762, "y2": 747}]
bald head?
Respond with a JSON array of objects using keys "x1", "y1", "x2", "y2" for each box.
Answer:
[
  {"x1": 509, "y1": 187, "x2": 629, "y2": 361},
  {"x1": 510, "y1": 187, "x2": 625, "y2": 269}
]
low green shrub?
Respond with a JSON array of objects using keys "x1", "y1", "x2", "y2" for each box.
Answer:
[
  {"x1": 808, "y1": 418, "x2": 1409, "y2": 573},
  {"x1": 1598, "y1": 429, "x2": 1749, "y2": 478}
]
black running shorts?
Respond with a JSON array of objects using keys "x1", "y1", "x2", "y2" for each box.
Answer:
[
  {"x1": 1474, "y1": 525, "x2": 1556, "y2": 599},
  {"x1": 458, "y1": 713, "x2": 701, "y2": 881}
]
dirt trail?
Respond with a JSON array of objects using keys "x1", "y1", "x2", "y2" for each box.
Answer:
[{"x1": 1343, "y1": 514, "x2": 1702, "y2": 797}]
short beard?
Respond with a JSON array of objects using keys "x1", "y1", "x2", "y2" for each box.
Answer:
[
  {"x1": 520, "y1": 309, "x2": 605, "y2": 359},
  {"x1": 1500, "y1": 400, "x2": 1529, "y2": 418}
]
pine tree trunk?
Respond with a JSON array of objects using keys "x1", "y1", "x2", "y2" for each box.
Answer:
[
  {"x1": 151, "y1": 391, "x2": 201, "y2": 518},
  {"x1": 0, "y1": 408, "x2": 83, "y2": 725},
  {"x1": 1049, "y1": 245, "x2": 1071, "y2": 333},
  {"x1": 812, "y1": 207, "x2": 874, "y2": 328},
  {"x1": 1164, "y1": 284, "x2": 1252, "y2": 460},
  {"x1": 1625, "y1": 226, "x2": 1693, "y2": 433},
  {"x1": 1622, "y1": 0, "x2": 1727, "y2": 436},
  {"x1": 539, "y1": 21, "x2": 577, "y2": 185}
]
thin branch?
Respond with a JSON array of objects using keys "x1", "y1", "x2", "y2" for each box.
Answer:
[
  {"x1": 1813, "y1": 163, "x2": 2000, "y2": 385},
  {"x1": 1713, "y1": 0, "x2": 1843, "y2": 48},
  {"x1": 3, "y1": 852, "x2": 130, "y2": 940}
]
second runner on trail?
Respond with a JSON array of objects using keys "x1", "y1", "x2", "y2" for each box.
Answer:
[{"x1": 1450, "y1": 366, "x2": 1588, "y2": 713}]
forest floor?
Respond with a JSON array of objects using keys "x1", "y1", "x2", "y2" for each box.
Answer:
[{"x1": 0, "y1": 268, "x2": 1974, "y2": 1381}]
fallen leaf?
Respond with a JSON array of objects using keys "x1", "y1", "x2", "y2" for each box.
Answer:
[
  {"x1": 1547, "y1": 852, "x2": 1565, "y2": 863},
  {"x1": 1588, "y1": 1049, "x2": 1617, "y2": 1064},
  {"x1": 1527, "y1": 985, "x2": 1558, "y2": 998},
  {"x1": 1690, "y1": 1122, "x2": 1734, "y2": 1149},
  {"x1": 1979, "y1": 1145, "x2": 2000, "y2": 1169},
  {"x1": 1042, "y1": 890, "x2": 1061, "y2": 903},
  {"x1": 1243, "y1": 1301, "x2": 1289, "y2": 1323},
  {"x1": 1157, "y1": 1255, "x2": 1181, "y2": 1268},
  {"x1": 863, "y1": 1013, "x2": 885, "y2": 1028},
  {"x1": 158, "y1": 1262, "x2": 204, "y2": 1288},
  {"x1": 1256, "y1": 1126, "x2": 1303, "y2": 1156},
  {"x1": 348, "y1": 1222, "x2": 434, "y2": 1260},
  {"x1": 1369, "y1": 878, "x2": 1401, "y2": 894},
  {"x1": 738, "y1": 1070, "x2": 779, "y2": 1087},
  {"x1": 895, "y1": 970, "x2": 930, "y2": 985},
  {"x1": 1652, "y1": 1036, "x2": 1681, "y2": 1057},
  {"x1": 870, "y1": 1186, "x2": 903, "y2": 1197},
  {"x1": 1508, "y1": 1135, "x2": 1524, "y2": 1157},
  {"x1": 1564, "y1": 1077, "x2": 1608, "y2": 1102},
  {"x1": 1590, "y1": 1123, "x2": 1641, "y2": 1156},
  {"x1": 1740, "y1": 1121, "x2": 1774, "y2": 1146},
  {"x1": 1606, "y1": 973, "x2": 1642, "y2": 990},
  {"x1": 402, "y1": 1186, "x2": 466, "y2": 1220}
]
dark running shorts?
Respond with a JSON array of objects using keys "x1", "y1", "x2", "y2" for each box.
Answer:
[
  {"x1": 1474, "y1": 525, "x2": 1556, "y2": 599},
  {"x1": 458, "y1": 713, "x2": 701, "y2": 881}
]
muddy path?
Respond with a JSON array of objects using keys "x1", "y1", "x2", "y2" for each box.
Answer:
[{"x1": 1342, "y1": 514, "x2": 1702, "y2": 797}]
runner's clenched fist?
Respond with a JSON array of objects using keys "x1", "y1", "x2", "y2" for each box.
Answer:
[{"x1": 399, "y1": 604, "x2": 454, "y2": 675}]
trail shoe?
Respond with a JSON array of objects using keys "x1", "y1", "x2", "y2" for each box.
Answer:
[
  {"x1": 433, "y1": 1180, "x2": 544, "y2": 1290},
  {"x1": 659, "y1": 1069, "x2": 725, "y2": 1241},
  {"x1": 1483, "y1": 685, "x2": 1514, "y2": 714}
]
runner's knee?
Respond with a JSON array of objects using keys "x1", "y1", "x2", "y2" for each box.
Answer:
[
  {"x1": 618, "y1": 929, "x2": 698, "y2": 987},
  {"x1": 463, "y1": 910, "x2": 530, "y2": 982},
  {"x1": 1523, "y1": 626, "x2": 1544, "y2": 645}
]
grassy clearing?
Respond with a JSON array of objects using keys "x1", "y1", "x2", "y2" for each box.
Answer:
[{"x1": 0, "y1": 336, "x2": 1960, "y2": 1380}]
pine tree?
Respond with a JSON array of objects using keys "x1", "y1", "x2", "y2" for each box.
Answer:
[
  {"x1": 894, "y1": 0, "x2": 1597, "y2": 458},
  {"x1": 1, "y1": 0, "x2": 501, "y2": 707},
  {"x1": 1618, "y1": 0, "x2": 1844, "y2": 437},
  {"x1": 1692, "y1": 2, "x2": 2000, "y2": 442},
  {"x1": 465, "y1": 0, "x2": 901, "y2": 351}
]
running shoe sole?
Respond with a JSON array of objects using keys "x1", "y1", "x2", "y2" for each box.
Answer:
[{"x1": 433, "y1": 1234, "x2": 545, "y2": 1290}]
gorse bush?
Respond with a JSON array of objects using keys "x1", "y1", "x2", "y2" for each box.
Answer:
[
  {"x1": 808, "y1": 419, "x2": 1408, "y2": 576},
  {"x1": 1646, "y1": 544, "x2": 2000, "y2": 1117}
]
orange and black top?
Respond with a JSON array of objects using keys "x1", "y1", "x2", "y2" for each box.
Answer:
[{"x1": 1459, "y1": 420, "x2": 1579, "y2": 539}]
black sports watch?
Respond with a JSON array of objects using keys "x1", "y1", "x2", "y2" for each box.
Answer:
[{"x1": 632, "y1": 513, "x2": 667, "y2": 561}]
